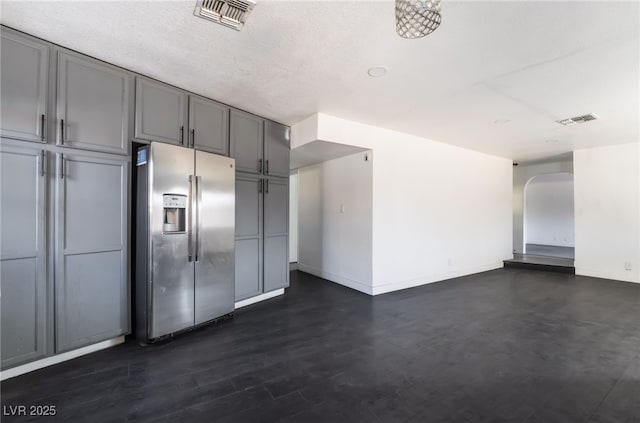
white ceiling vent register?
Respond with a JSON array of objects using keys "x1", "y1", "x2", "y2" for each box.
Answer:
[
  {"x1": 194, "y1": 0, "x2": 256, "y2": 31},
  {"x1": 557, "y1": 113, "x2": 599, "y2": 126}
]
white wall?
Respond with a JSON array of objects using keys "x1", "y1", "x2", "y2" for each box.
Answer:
[
  {"x1": 298, "y1": 151, "x2": 373, "y2": 292},
  {"x1": 368, "y1": 131, "x2": 512, "y2": 294},
  {"x1": 513, "y1": 159, "x2": 573, "y2": 253},
  {"x1": 524, "y1": 173, "x2": 575, "y2": 247},
  {"x1": 295, "y1": 113, "x2": 513, "y2": 295},
  {"x1": 574, "y1": 143, "x2": 640, "y2": 283},
  {"x1": 289, "y1": 172, "x2": 298, "y2": 263}
]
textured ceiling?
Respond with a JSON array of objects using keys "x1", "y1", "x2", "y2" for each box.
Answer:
[{"x1": 1, "y1": 1, "x2": 638, "y2": 161}]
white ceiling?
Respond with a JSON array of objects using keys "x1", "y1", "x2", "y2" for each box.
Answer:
[{"x1": 1, "y1": 1, "x2": 638, "y2": 161}]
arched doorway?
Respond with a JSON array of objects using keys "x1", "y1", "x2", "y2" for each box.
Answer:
[{"x1": 523, "y1": 172, "x2": 575, "y2": 259}]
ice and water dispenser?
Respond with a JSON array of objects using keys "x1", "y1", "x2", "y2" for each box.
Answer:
[{"x1": 162, "y1": 194, "x2": 186, "y2": 233}]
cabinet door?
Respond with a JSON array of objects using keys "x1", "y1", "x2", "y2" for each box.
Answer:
[
  {"x1": 230, "y1": 109, "x2": 263, "y2": 174},
  {"x1": 235, "y1": 175, "x2": 263, "y2": 301},
  {"x1": 0, "y1": 29, "x2": 49, "y2": 143},
  {"x1": 189, "y1": 95, "x2": 229, "y2": 156},
  {"x1": 263, "y1": 178, "x2": 289, "y2": 292},
  {"x1": 264, "y1": 121, "x2": 290, "y2": 178},
  {"x1": 55, "y1": 152, "x2": 128, "y2": 352},
  {"x1": 57, "y1": 52, "x2": 130, "y2": 155},
  {"x1": 135, "y1": 77, "x2": 187, "y2": 145},
  {"x1": 0, "y1": 144, "x2": 48, "y2": 368}
]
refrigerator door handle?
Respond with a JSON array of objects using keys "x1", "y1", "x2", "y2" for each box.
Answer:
[
  {"x1": 188, "y1": 175, "x2": 194, "y2": 262},
  {"x1": 195, "y1": 175, "x2": 202, "y2": 262}
]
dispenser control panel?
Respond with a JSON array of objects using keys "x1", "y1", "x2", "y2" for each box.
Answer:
[
  {"x1": 163, "y1": 195, "x2": 187, "y2": 209},
  {"x1": 162, "y1": 194, "x2": 187, "y2": 234}
]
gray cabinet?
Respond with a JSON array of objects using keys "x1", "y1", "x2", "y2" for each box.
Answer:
[
  {"x1": 135, "y1": 77, "x2": 187, "y2": 145},
  {"x1": 0, "y1": 143, "x2": 48, "y2": 368},
  {"x1": 235, "y1": 175, "x2": 263, "y2": 301},
  {"x1": 230, "y1": 113, "x2": 290, "y2": 178},
  {"x1": 0, "y1": 29, "x2": 49, "y2": 143},
  {"x1": 234, "y1": 176, "x2": 289, "y2": 300},
  {"x1": 264, "y1": 121, "x2": 290, "y2": 178},
  {"x1": 135, "y1": 81, "x2": 229, "y2": 154},
  {"x1": 230, "y1": 109, "x2": 263, "y2": 174},
  {"x1": 263, "y1": 178, "x2": 289, "y2": 292},
  {"x1": 189, "y1": 95, "x2": 229, "y2": 156},
  {"x1": 57, "y1": 52, "x2": 130, "y2": 155},
  {"x1": 232, "y1": 112, "x2": 290, "y2": 299},
  {"x1": 54, "y1": 151, "x2": 128, "y2": 352}
]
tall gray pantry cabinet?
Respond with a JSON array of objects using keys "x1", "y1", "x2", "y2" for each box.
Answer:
[
  {"x1": 232, "y1": 115, "x2": 290, "y2": 301},
  {"x1": 0, "y1": 27, "x2": 130, "y2": 369}
]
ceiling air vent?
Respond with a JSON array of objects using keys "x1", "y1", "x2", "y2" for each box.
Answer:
[
  {"x1": 556, "y1": 113, "x2": 599, "y2": 126},
  {"x1": 194, "y1": 0, "x2": 256, "y2": 31}
]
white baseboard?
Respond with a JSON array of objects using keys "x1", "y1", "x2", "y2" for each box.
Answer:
[
  {"x1": 575, "y1": 267, "x2": 639, "y2": 284},
  {"x1": 0, "y1": 336, "x2": 125, "y2": 381},
  {"x1": 235, "y1": 289, "x2": 285, "y2": 309},
  {"x1": 297, "y1": 264, "x2": 373, "y2": 295},
  {"x1": 298, "y1": 262, "x2": 505, "y2": 296},
  {"x1": 372, "y1": 262, "x2": 504, "y2": 295}
]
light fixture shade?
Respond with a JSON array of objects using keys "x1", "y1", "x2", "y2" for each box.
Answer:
[{"x1": 396, "y1": 0, "x2": 442, "y2": 39}]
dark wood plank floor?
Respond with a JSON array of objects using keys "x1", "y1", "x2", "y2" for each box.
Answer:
[{"x1": 2, "y1": 269, "x2": 639, "y2": 422}]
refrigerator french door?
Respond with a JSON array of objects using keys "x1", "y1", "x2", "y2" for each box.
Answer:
[{"x1": 135, "y1": 142, "x2": 235, "y2": 342}]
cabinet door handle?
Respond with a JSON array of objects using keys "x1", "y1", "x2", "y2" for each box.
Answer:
[
  {"x1": 191, "y1": 129, "x2": 195, "y2": 148},
  {"x1": 58, "y1": 153, "x2": 65, "y2": 179},
  {"x1": 40, "y1": 114, "x2": 45, "y2": 141},
  {"x1": 265, "y1": 160, "x2": 269, "y2": 174},
  {"x1": 180, "y1": 126, "x2": 184, "y2": 145},
  {"x1": 258, "y1": 159, "x2": 263, "y2": 173},
  {"x1": 265, "y1": 179, "x2": 269, "y2": 194},
  {"x1": 59, "y1": 119, "x2": 64, "y2": 145},
  {"x1": 39, "y1": 150, "x2": 46, "y2": 177}
]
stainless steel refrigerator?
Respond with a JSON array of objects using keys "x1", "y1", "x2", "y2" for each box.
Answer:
[{"x1": 135, "y1": 142, "x2": 235, "y2": 343}]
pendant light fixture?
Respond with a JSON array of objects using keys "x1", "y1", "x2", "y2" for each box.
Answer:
[{"x1": 396, "y1": 0, "x2": 442, "y2": 39}]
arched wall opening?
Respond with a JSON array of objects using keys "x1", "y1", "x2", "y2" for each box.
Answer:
[{"x1": 523, "y1": 172, "x2": 575, "y2": 258}]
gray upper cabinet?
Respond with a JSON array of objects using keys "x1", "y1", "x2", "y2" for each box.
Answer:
[
  {"x1": 0, "y1": 29, "x2": 49, "y2": 143},
  {"x1": 57, "y1": 52, "x2": 130, "y2": 155},
  {"x1": 264, "y1": 121, "x2": 290, "y2": 178},
  {"x1": 263, "y1": 178, "x2": 289, "y2": 292},
  {"x1": 135, "y1": 77, "x2": 187, "y2": 146},
  {"x1": 54, "y1": 151, "x2": 128, "y2": 352},
  {"x1": 189, "y1": 95, "x2": 229, "y2": 156},
  {"x1": 230, "y1": 109, "x2": 264, "y2": 174},
  {"x1": 1, "y1": 143, "x2": 48, "y2": 369}
]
